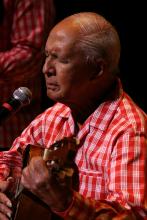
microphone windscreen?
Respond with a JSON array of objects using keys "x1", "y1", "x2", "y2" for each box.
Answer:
[{"x1": 13, "y1": 87, "x2": 32, "y2": 106}]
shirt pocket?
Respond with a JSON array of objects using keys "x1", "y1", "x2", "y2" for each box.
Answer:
[{"x1": 78, "y1": 168, "x2": 107, "y2": 200}]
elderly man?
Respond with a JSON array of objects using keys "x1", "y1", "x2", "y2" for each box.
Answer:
[{"x1": 0, "y1": 12, "x2": 146, "y2": 219}]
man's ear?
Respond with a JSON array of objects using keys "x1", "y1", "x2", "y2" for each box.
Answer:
[{"x1": 89, "y1": 59, "x2": 105, "y2": 80}]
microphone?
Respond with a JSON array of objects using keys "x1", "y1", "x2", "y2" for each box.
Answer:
[{"x1": 0, "y1": 87, "x2": 32, "y2": 124}]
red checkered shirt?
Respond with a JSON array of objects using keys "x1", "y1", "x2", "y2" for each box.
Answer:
[
  {"x1": 0, "y1": 0, "x2": 55, "y2": 147},
  {"x1": 0, "y1": 81, "x2": 147, "y2": 219}
]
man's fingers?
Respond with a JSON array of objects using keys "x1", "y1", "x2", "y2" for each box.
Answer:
[
  {"x1": 0, "y1": 212, "x2": 10, "y2": 220},
  {"x1": 0, "y1": 192, "x2": 12, "y2": 208},
  {"x1": 0, "y1": 191, "x2": 12, "y2": 220},
  {"x1": 0, "y1": 180, "x2": 11, "y2": 193},
  {"x1": 0, "y1": 180, "x2": 14, "y2": 219},
  {"x1": 0, "y1": 197, "x2": 12, "y2": 214}
]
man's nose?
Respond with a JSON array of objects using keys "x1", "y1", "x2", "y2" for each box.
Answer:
[
  {"x1": 42, "y1": 57, "x2": 54, "y2": 75},
  {"x1": 42, "y1": 60, "x2": 48, "y2": 74},
  {"x1": 42, "y1": 60, "x2": 56, "y2": 77}
]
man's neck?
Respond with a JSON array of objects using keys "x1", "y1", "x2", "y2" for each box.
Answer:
[{"x1": 70, "y1": 79, "x2": 119, "y2": 125}]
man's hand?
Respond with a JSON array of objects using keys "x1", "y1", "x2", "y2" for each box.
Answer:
[
  {"x1": 0, "y1": 179, "x2": 13, "y2": 220},
  {"x1": 21, "y1": 156, "x2": 73, "y2": 212}
]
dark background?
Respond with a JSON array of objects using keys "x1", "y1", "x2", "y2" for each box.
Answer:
[{"x1": 44, "y1": 0, "x2": 146, "y2": 112}]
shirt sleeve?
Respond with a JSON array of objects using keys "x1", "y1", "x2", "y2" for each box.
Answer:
[
  {"x1": 0, "y1": 111, "x2": 45, "y2": 180},
  {"x1": 52, "y1": 191, "x2": 147, "y2": 219},
  {"x1": 0, "y1": 0, "x2": 55, "y2": 82},
  {"x1": 0, "y1": 150, "x2": 22, "y2": 180},
  {"x1": 11, "y1": 112, "x2": 46, "y2": 152}
]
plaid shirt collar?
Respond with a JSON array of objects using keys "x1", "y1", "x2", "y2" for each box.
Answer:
[{"x1": 55, "y1": 78, "x2": 124, "y2": 133}]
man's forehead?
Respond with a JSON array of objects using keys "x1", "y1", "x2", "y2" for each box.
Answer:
[
  {"x1": 45, "y1": 32, "x2": 79, "y2": 55},
  {"x1": 46, "y1": 24, "x2": 80, "y2": 47}
]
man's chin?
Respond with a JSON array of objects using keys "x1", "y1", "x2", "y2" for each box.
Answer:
[{"x1": 47, "y1": 91, "x2": 64, "y2": 103}]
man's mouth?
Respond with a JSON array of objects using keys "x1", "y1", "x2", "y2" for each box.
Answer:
[{"x1": 46, "y1": 83, "x2": 59, "y2": 91}]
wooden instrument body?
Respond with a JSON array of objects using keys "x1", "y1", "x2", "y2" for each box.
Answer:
[{"x1": 13, "y1": 137, "x2": 79, "y2": 220}]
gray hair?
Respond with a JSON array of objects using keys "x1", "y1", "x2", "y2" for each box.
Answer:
[{"x1": 71, "y1": 12, "x2": 121, "y2": 73}]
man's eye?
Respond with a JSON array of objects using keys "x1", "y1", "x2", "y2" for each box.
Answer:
[
  {"x1": 51, "y1": 53, "x2": 58, "y2": 59},
  {"x1": 44, "y1": 51, "x2": 58, "y2": 59},
  {"x1": 60, "y1": 58, "x2": 69, "y2": 64}
]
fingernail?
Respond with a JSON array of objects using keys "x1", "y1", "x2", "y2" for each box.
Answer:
[
  {"x1": 7, "y1": 212, "x2": 12, "y2": 218},
  {"x1": 6, "y1": 201, "x2": 12, "y2": 208},
  {"x1": 7, "y1": 177, "x2": 14, "y2": 182}
]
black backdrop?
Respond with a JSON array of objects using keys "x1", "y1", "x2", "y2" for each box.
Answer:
[{"x1": 43, "y1": 0, "x2": 146, "y2": 112}]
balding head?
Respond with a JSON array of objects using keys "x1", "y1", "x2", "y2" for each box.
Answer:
[
  {"x1": 43, "y1": 12, "x2": 121, "y2": 109},
  {"x1": 51, "y1": 12, "x2": 121, "y2": 73}
]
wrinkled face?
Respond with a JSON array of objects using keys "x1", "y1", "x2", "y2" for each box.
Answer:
[{"x1": 42, "y1": 23, "x2": 96, "y2": 106}]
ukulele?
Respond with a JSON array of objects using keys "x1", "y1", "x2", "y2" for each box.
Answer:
[{"x1": 11, "y1": 136, "x2": 79, "y2": 220}]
